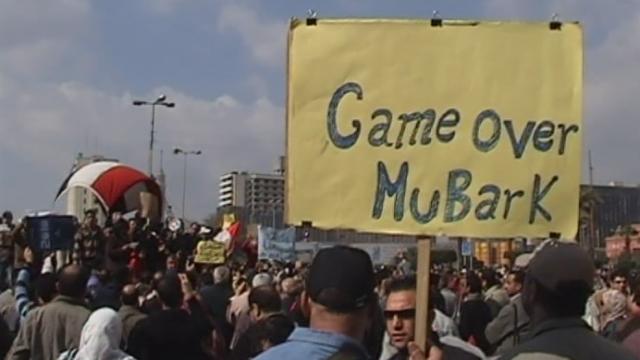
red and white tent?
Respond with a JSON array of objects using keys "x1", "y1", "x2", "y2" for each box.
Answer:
[{"x1": 56, "y1": 161, "x2": 163, "y2": 216}]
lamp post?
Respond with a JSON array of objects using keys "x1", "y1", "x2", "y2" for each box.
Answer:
[
  {"x1": 132, "y1": 95, "x2": 175, "y2": 177},
  {"x1": 173, "y1": 148, "x2": 202, "y2": 220}
]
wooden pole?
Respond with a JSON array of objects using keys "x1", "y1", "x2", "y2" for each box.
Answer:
[{"x1": 415, "y1": 236, "x2": 432, "y2": 351}]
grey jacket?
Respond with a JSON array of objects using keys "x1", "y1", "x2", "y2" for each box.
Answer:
[
  {"x1": 8, "y1": 296, "x2": 90, "y2": 360},
  {"x1": 118, "y1": 305, "x2": 147, "y2": 349},
  {"x1": 485, "y1": 294, "x2": 530, "y2": 354}
]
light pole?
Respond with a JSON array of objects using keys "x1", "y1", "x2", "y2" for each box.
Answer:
[
  {"x1": 132, "y1": 95, "x2": 175, "y2": 177},
  {"x1": 173, "y1": 148, "x2": 202, "y2": 220}
]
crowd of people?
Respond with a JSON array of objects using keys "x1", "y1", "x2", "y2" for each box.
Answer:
[{"x1": 0, "y1": 209, "x2": 639, "y2": 359}]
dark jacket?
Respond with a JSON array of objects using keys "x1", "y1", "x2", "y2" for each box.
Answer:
[
  {"x1": 200, "y1": 283, "x2": 233, "y2": 322},
  {"x1": 499, "y1": 318, "x2": 636, "y2": 360},
  {"x1": 127, "y1": 298, "x2": 213, "y2": 360},
  {"x1": 459, "y1": 294, "x2": 492, "y2": 354}
]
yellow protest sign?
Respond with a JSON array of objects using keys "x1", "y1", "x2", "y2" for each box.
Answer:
[
  {"x1": 286, "y1": 19, "x2": 583, "y2": 238},
  {"x1": 195, "y1": 240, "x2": 226, "y2": 264}
]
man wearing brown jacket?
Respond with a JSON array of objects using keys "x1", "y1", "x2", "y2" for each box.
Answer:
[{"x1": 8, "y1": 264, "x2": 90, "y2": 360}]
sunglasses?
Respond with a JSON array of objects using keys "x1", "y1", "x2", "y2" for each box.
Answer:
[{"x1": 384, "y1": 308, "x2": 416, "y2": 320}]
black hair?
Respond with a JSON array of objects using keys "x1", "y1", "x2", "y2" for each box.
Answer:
[
  {"x1": 57, "y1": 264, "x2": 90, "y2": 299},
  {"x1": 509, "y1": 270, "x2": 525, "y2": 285},
  {"x1": 387, "y1": 275, "x2": 416, "y2": 294},
  {"x1": 466, "y1": 272, "x2": 483, "y2": 294},
  {"x1": 233, "y1": 315, "x2": 295, "y2": 359},
  {"x1": 610, "y1": 269, "x2": 629, "y2": 282},
  {"x1": 534, "y1": 278, "x2": 591, "y2": 318},
  {"x1": 36, "y1": 273, "x2": 57, "y2": 303},
  {"x1": 481, "y1": 269, "x2": 500, "y2": 288},
  {"x1": 201, "y1": 272, "x2": 213, "y2": 286},
  {"x1": 249, "y1": 285, "x2": 282, "y2": 314},
  {"x1": 121, "y1": 285, "x2": 139, "y2": 306},
  {"x1": 157, "y1": 274, "x2": 183, "y2": 309}
]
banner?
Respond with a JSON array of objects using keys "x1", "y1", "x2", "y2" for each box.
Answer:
[
  {"x1": 195, "y1": 240, "x2": 226, "y2": 264},
  {"x1": 286, "y1": 19, "x2": 583, "y2": 238},
  {"x1": 258, "y1": 226, "x2": 296, "y2": 262}
]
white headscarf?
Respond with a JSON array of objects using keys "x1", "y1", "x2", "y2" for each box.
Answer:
[{"x1": 61, "y1": 307, "x2": 136, "y2": 360}]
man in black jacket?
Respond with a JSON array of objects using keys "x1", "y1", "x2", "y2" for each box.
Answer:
[
  {"x1": 128, "y1": 273, "x2": 212, "y2": 360},
  {"x1": 458, "y1": 272, "x2": 492, "y2": 355}
]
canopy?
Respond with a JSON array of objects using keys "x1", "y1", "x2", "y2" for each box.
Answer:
[{"x1": 56, "y1": 161, "x2": 163, "y2": 217}]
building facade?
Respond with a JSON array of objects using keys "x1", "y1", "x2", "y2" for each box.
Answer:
[
  {"x1": 579, "y1": 184, "x2": 640, "y2": 253},
  {"x1": 218, "y1": 171, "x2": 285, "y2": 227}
]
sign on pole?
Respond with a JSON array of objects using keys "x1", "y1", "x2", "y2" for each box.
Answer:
[
  {"x1": 286, "y1": 19, "x2": 583, "y2": 239},
  {"x1": 258, "y1": 226, "x2": 296, "y2": 262}
]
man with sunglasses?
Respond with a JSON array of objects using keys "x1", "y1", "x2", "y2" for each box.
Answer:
[{"x1": 382, "y1": 275, "x2": 457, "y2": 360}]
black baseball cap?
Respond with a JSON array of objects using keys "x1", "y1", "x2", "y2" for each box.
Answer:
[
  {"x1": 527, "y1": 239, "x2": 594, "y2": 294},
  {"x1": 306, "y1": 246, "x2": 375, "y2": 312}
]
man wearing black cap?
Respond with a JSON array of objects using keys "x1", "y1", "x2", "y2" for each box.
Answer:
[
  {"x1": 500, "y1": 240, "x2": 635, "y2": 360},
  {"x1": 255, "y1": 246, "x2": 377, "y2": 360}
]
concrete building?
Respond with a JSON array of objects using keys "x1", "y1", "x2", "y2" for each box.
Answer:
[
  {"x1": 66, "y1": 153, "x2": 119, "y2": 224},
  {"x1": 579, "y1": 183, "x2": 640, "y2": 254},
  {"x1": 605, "y1": 224, "x2": 640, "y2": 260},
  {"x1": 218, "y1": 171, "x2": 285, "y2": 227}
]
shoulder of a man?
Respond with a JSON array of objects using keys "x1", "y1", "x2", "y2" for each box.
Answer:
[{"x1": 256, "y1": 328, "x2": 368, "y2": 360}]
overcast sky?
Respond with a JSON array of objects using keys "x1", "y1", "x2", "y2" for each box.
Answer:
[{"x1": 1, "y1": 0, "x2": 639, "y2": 221}]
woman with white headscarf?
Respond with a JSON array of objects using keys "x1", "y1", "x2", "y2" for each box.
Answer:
[
  {"x1": 58, "y1": 308, "x2": 136, "y2": 360},
  {"x1": 600, "y1": 289, "x2": 628, "y2": 340}
]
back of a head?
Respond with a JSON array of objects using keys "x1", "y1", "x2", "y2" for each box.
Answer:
[
  {"x1": 214, "y1": 266, "x2": 230, "y2": 285},
  {"x1": 157, "y1": 274, "x2": 183, "y2": 309},
  {"x1": 466, "y1": 272, "x2": 483, "y2": 294},
  {"x1": 200, "y1": 272, "x2": 213, "y2": 286},
  {"x1": 307, "y1": 246, "x2": 376, "y2": 314},
  {"x1": 78, "y1": 308, "x2": 122, "y2": 353},
  {"x1": 481, "y1": 269, "x2": 499, "y2": 288},
  {"x1": 252, "y1": 272, "x2": 273, "y2": 288},
  {"x1": 121, "y1": 284, "x2": 139, "y2": 307},
  {"x1": 526, "y1": 240, "x2": 595, "y2": 318},
  {"x1": 253, "y1": 315, "x2": 295, "y2": 353},
  {"x1": 58, "y1": 264, "x2": 90, "y2": 299},
  {"x1": 249, "y1": 285, "x2": 282, "y2": 313},
  {"x1": 36, "y1": 273, "x2": 58, "y2": 303}
]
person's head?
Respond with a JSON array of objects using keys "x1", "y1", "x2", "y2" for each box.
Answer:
[
  {"x1": 249, "y1": 285, "x2": 282, "y2": 322},
  {"x1": 57, "y1": 264, "x2": 90, "y2": 299},
  {"x1": 237, "y1": 312, "x2": 295, "y2": 359},
  {"x1": 84, "y1": 209, "x2": 97, "y2": 226},
  {"x1": 1, "y1": 211, "x2": 13, "y2": 225},
  {"x1": 200, "y1": 272, "x2": 213, "y2": 286},
  {"x1": 463, "y1": 272, "x2": 483, "y2": 296},
  {"x1": 504, "y1": 270, "x2": 525, "y2": 297},
  {"x1": 304, "y1": 246, "x2": 376, "y2": 341},
  {"x1": 522, "y1": 240, "x2": 594, "y2": 323},
  {"x1": 121, "y1": 284, "x2": 139, "y2": 307},
  {"x1": 214, "y1": 266, "x2": 230, "y2": 285},
  {"x1": 384, "y1": 275, "x2": 416, "y2": 351},
  {"x1": 610, "y1": 270, "x2": 629, "y2": 294},
  {"x1": 440, "y1": 271, "x2": 458, "y2": 291},
  {"x1": 281, "y1": 277, "x2": 302, "y2": 297},
  {"x1": 166, "y1": 255, "x2": 178, "y2": 271},
  {"x1": 481, "y1": 269, "x2": 500, "y2": 290},
  {"x1": 76, "y1": 308, "x2": 123, "y2": 356},
  {"x1": 36, "y1": 273, "x2": 58, "y2": 304},
  {"x1": 601, "y1": 289, "x2": 628, "y2": 326},
  {"x1": 156, "y1": 274, "x2": 183, "y2": 309},
  {"x1": 252, "y1": 273, "x2": 273, "y2": 288}
]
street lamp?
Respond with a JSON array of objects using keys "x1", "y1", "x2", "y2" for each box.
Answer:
[
  {"x1": 132, "y1": 94, "x2": 175, "y2": 177},
  {"x1": 173, "y1": 147, "x2": 202, "y2": 220}
]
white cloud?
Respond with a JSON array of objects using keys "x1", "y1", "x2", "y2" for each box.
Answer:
[
  {"x1": 0, "y1": 79, "x2": 283, "y2": 218},
  {"x1": 217, "y1": 2, "x2": 286, "y2": 67}
]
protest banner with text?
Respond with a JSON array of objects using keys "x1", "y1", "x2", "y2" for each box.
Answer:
[{"x1": 286, "y1": 19, "x2": 583, "y2": 238}]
